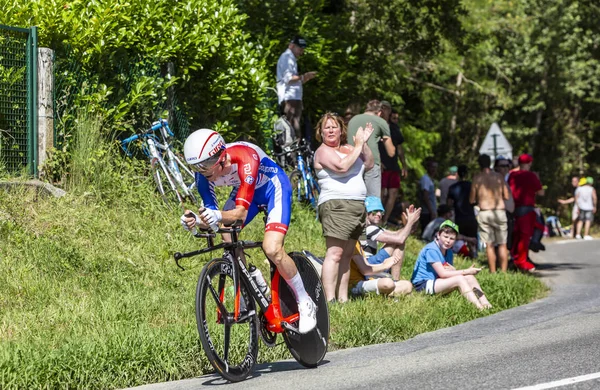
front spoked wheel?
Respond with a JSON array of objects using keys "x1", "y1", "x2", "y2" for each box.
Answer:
[
  {"x1": 196, "y1": 258, "x2": 259, "y2": 382},
  {"x1": 279, "y1": 252, "x2": 329, "y2": 367}
]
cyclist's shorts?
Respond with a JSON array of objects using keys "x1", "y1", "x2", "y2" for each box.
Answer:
[{"x1": 224, "y1": 170, "x2": 292, "y2": 234}]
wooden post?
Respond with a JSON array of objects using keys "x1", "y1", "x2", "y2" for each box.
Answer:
[{"x1": 37, "y1": 47, "x2": 54, "y2": 177}]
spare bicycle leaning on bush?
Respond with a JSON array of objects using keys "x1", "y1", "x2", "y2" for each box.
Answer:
[
  {"x1": 174, "y1": 220, "x2": 329, "y2": 382},
  {"x1": 120, "y1": 119, "x2": 197, "y2": 209}
]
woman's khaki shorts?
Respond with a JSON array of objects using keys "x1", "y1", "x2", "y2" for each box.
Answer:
[
  {"x1": 476, "y1": 209, "x2": 508, "y2": 245},
  {"x1": 318, "y1": 199, "x2": 366, "y2": 241}
]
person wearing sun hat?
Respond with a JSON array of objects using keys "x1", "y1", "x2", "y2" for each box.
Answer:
[
  {"x1": 410, "y1": 220, "x2": 492, "y2": 310},
  {"x1": 359, "y1": 196, "x2": 421, "y2": 280},
  {"x1": 574, "y1": 176, "x2": 597, "y2": 240},
  {"x1": 507, "y1": 153, "x2": 544, "y2": 272}
]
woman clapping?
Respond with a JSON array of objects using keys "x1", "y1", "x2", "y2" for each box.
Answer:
[{"x1": 313, "y1": 112, "x2": 374, "y2": 302}]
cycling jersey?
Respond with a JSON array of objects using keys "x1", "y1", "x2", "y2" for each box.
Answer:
[{"x1": 195, "y1": 141, "x2": 292, "y2": 234}]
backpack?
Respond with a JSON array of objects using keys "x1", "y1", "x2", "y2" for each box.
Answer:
[{"x1": 273, "y1": 116, "x2": 296, "y2": 149}]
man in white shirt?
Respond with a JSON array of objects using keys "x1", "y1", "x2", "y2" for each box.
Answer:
[{"x1": 276, "y1": 36, "x2": 317, "y2": 139}]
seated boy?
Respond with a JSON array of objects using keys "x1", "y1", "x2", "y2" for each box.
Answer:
[
  {"x1": 350, "y1": 243, "x2": 412, "y2": 297},
  {"x1": 361, "y1": 197, "x2": 421, "y2": 280},
  {"x1": 410, "y1": 220, "x2": 492, "y2": 310}
]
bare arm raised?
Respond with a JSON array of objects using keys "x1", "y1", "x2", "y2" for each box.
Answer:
[{"x1": 314, "y1": 123, "x2": 374, "y2": 173}]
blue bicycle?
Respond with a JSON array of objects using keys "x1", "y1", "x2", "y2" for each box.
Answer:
[
  {"x1": 120, "y1": 119, "x2": 197, "y2": 209},
  {"x1": 276, "y1": 139, "x2": 320, "y2": 211}
]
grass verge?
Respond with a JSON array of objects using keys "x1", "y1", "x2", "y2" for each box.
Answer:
[{"x1": 0, "y1": 186, "x2": 548, "y2": 389}]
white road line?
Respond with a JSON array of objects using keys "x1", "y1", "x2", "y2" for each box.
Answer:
[
  {"x1": 554, "y1": 239, "x2": 593, "y2": 245},
  {"x1": 512, "y1": 372, "x2": 600, "y2": 389}
]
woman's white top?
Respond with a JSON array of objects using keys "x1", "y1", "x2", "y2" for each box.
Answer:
[{"x1": 316, "y1": 150, "x2": 366, "y2": 205}]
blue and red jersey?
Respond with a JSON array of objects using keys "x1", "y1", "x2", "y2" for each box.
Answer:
[{"x1": 195, "y1": 141, "x2": 292, "y2": 234}]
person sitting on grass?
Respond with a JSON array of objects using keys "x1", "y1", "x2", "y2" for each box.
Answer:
[
  {"x1": 361, "y1": 196, "x2": 421, "y2": 280},
  {"x1": 411, "y1": 220, "x2": 492, "y2": 310},
  {"x1": 349, "y1": 243, "x2": 413, "y2": 297}
]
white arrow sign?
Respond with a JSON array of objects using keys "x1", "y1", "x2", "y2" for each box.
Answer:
[{"x1": 479, "y1": 122, "x2": 512, "y2": 160}]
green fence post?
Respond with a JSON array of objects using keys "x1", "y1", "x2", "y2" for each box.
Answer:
[{"x1": 29, "y1": 26, "x2": 38, "y2": 177}]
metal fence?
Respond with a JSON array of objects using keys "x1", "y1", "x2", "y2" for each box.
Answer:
[
  {"x1": 0, "y1": 24, "x2": 37, "y2": 175},
  {"x1": 52, "y1": 49, "x2": 191, "y2": 148}
]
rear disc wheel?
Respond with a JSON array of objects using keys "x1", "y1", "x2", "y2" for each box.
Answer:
[{"x1": 279, "y1": 252, "x2": 329, "y2": 367}]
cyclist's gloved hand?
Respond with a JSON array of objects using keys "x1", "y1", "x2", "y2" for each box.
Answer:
[
  {"x1": 201, "y1": 208, "x2": 222, "y2": 232},
  {"x1": 180, "y1": 211, "x2": 201, "y2": 232}
]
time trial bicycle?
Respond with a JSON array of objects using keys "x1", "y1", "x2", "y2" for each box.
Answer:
[
  {"x1": 120, "y1": 119, "x2": 197, "y2": 209},
  {"x1": 174, "y1": 220, "x2": 329, "y2": 382}
]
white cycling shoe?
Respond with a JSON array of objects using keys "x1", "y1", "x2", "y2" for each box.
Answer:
[{"x1": 298, "y1": 299, "x2": 317, "y2": 334}]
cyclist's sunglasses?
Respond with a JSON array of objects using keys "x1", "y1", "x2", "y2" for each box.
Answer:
[{"x1": 190, "y1": 153, "x2": 225, "y2": 174}]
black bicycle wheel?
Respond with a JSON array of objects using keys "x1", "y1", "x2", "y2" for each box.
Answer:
[
  {"x1": 288, "y1": 170, "x2": 304, "y2": 202},
  {"x1": 279, "y1": 252, "x2": 329, "y2": 368},
  {"x1": 151, "y1": 158, "x2": 181, "y2": 208},
  {"x1": 196, "y1": 258, "x2": 260, "y2": 382}
]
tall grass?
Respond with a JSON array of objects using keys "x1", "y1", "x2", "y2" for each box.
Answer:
[{"x1": 0, "y1": 120, "x2": 548, "y2": 388}]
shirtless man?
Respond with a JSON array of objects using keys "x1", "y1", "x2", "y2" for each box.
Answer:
[{"x1": 469, "y1": 154, "x2": 510, "y2": 272}]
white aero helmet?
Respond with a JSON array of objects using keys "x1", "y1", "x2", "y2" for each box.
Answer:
[{"x1": 184, "y1": 129, "x2": 226, "y2": 173}]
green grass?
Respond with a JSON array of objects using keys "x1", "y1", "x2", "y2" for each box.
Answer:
[{"x1": 0, "y1": 118, "x2": 548, "y2": 388}]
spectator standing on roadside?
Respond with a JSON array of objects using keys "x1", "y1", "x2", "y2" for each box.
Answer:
[
  {"x1": 379, "y1": 103, "x2": 408, "y2": 225},
  {"x1": 347, "y1": 100, "x2": 395, "y2": 198},
  {"x1": 574, "y1": 177, "x2": 597, "y2": 240},
  {"x1": 494, "y1": 157, "x2": 515, "y2": 251},
  {"x1": 447, "y1": 165, "x2": 478, "y2": 242},
  {"x1": 276, "y1": 36, "x2": 317, "y2": 139},
  {"x1": 439, "y1": 166, "x2": 458, "y2": 205},
  {"x1": 419, "y1": 158, "x2": 438, "y2": 232},
  {"x1": 313, "y1": 112, "x2": 374, "y2": 303},
  {"x1": 558, "y1": 175, "x2": 580, "y2": 238},
  {"x1": 508, "y1": 154, "x2": 544, "y2": 272},
  {"x1": 470, "y1": 154, "x2": 510, "y2": 273}
]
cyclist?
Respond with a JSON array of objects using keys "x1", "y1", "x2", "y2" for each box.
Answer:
[{"x1": 180, "y1": 128, "x2": 317, "y2": 334}]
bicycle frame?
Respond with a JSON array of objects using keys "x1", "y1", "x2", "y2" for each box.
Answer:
[
  {"x1": 295, "y1": 153, "x2": 319, "y2": 208},
  {"x1": 121, "y1": 119, "x2": 196, "y2": 206},
  {"x1": 174, "y1": 227, "x2": 301, "y2": 334}
]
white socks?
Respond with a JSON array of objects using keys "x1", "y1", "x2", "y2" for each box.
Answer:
[{"x1": 285, "y1": 272, "x2": 312, "y2": 304}]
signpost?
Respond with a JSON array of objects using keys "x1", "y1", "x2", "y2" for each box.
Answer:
[{"x1": 479, "y1": 123, "x2": 512, "y2": 164}]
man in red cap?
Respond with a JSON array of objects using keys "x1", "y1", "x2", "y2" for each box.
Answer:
[{"x1": 507, "y1": 154, "x2": 544, "y2": 272}]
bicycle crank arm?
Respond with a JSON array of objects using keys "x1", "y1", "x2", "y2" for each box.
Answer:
[{"x1": 281, "y1": 321, "x2": 300, "y2": 334}]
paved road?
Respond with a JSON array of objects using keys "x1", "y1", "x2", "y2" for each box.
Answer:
[{"x1": 130, "y1": 239, "x2": 600, "y2": 390}]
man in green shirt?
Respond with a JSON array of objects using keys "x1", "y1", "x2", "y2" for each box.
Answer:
[{"x1": 347, "y1": 99, "x2": 395, "y2": 198}]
